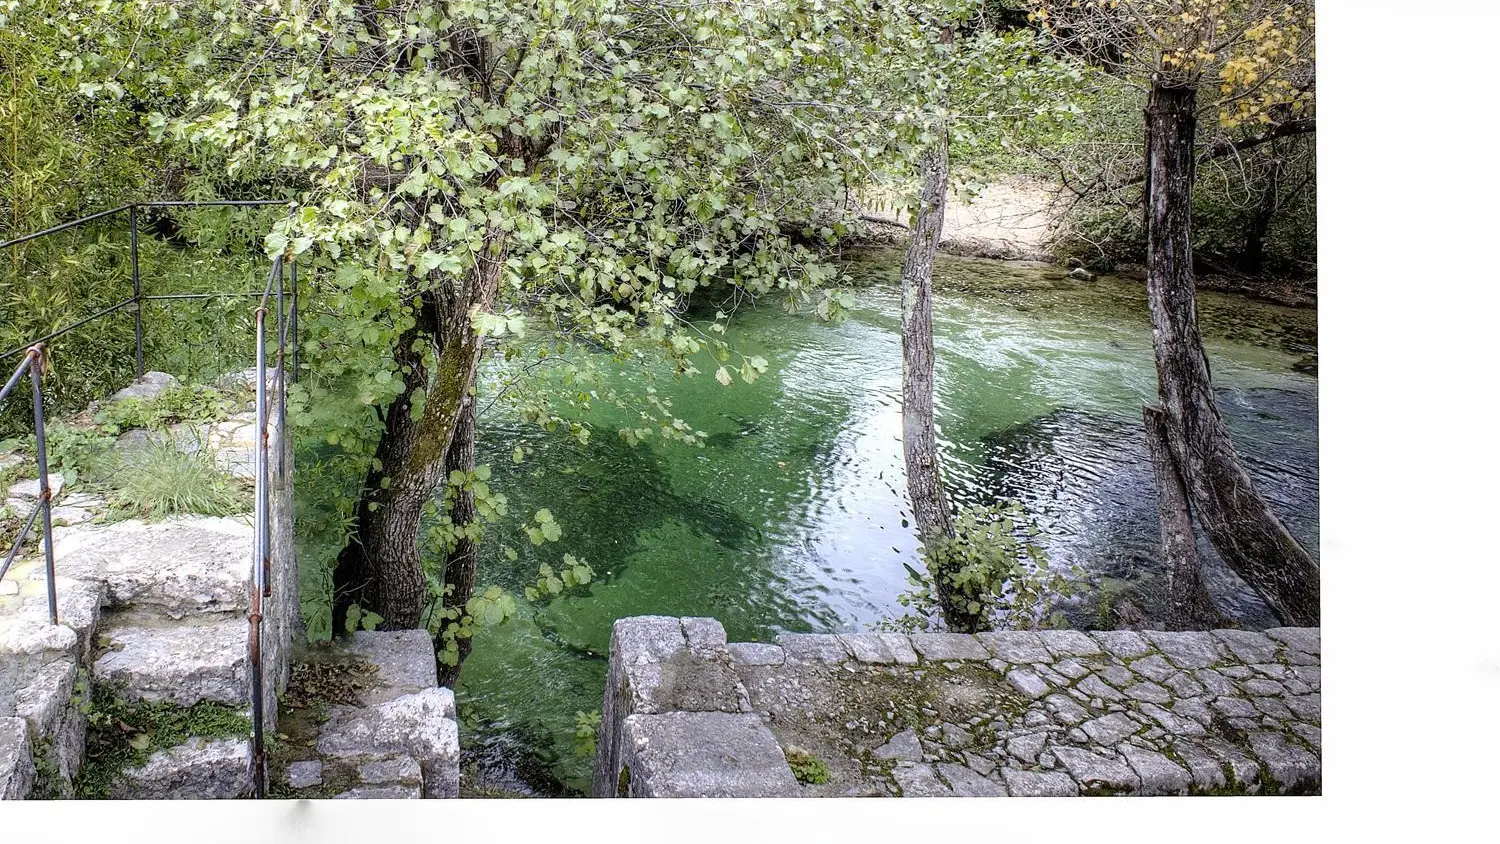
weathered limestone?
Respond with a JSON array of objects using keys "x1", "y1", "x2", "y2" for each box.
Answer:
[
  {"x1": 47, "y1": 518, "x2": 254, "y2": 618},
  {"x1": 0, "y1": 717, "x2": 35, "y2": 799},
  {"x1": 114, "y1": 738, "x2": 252, "y2": 800},
  {"x1": 93, "y1": 614, "x2": 249, "y2": 707},
  {"x1": 0, "y1": 373, "x2": 301, "y2": 799},
  {"x1": 107, "y1": 371, "x2": 179, "y2": 403},
  {"x1": 593, "y1": 618, "x2": 1322, "y2": 798},
  {"x1": 615, "y1": 712, "x2": 801, "y2": 797},
  {"x1": 275, "y1": 630, "x2": 461, "y2": 799}
]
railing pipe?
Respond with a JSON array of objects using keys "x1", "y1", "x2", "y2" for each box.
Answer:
[
  {"x1": 27, "y1": 347, "x2": 59, "y2": 626},
  {"x1": 130, "y1": 206, "x2": 144, "y2": 379},
  {"x1": 0, "y1": 298, "x2": 141, "y2": 361},
  {"x1": 0, "y1": 497, "x2": 44, "y2": 583},
  {"x1": 249, "y1": 286, "x2": 270, "y2": 800},
  {"x1": 0, "y1": 355, "x2": 31, "y2": 400},
  {"x1": 0, "y1": 204, "x2": 132, "y2": 250},
  {"x1": 290, "y1": 261, "x2": 300, "y2": 383}
]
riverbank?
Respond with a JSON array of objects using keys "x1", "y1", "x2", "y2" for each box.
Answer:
[{"x1": 846, "y1": 174, "x2": 1316, "y2": 309}]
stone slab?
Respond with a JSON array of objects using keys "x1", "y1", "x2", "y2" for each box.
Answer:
[
  {"x1": 318, "y1": 688, "x2": 460, "y2": 798},
  {"x1": 348, "y1": 630, "x2": 439, "y2": 703},
  {"x1": 49, "y1": 517, "x2": 254, "y2": 618},
  {"x1": 116, "y1": 738, "x2": 250, "y2": 799},
  {"x1": 617, "y1": 712, "x2": 800, "y2": 797},
  {"x1": 108, "y1": 371, "x2": 179, "y2": 403},
  {"x1": 93, "y1": 613, "x2": 248, "y2": 707},
  {"x1": 0, "y1": 717, "x2": 35, "y2": 800}
]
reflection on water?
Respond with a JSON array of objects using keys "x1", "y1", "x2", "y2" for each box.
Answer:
[{"x1": 455, "y1": 247, "x2": 1318, "y2": 794}]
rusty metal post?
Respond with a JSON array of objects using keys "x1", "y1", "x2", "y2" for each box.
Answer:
[
  {"x1": 289, "y1": 260, "x2": 299, "y2": 383},
  {"x1": 249, "y1": 296, "x2": 269, "y2": 799},
  {"x1": 28, "y1": 346, "x2": 59, "y2": 625}
]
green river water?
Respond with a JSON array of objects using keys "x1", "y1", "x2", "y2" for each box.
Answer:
[{"x1": 453, "y1": 247, "x2": 1318, "y2": 795}]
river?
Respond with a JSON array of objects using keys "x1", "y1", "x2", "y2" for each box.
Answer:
[{"x1": 454, "y1": 247, "x2": 1319, "y2": 795}]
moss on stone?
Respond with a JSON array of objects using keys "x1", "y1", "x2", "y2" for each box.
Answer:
[
  {"x1": 75, "y1": 682, "x2": 251, "y2": 799},
  {"x1": 784, "y1": 748, "x2": 831, "y2": 785}
]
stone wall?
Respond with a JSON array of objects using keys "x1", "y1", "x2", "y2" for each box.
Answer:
[{"x1": 592, "y1": 617, "x2": 1321, "y2": 797}]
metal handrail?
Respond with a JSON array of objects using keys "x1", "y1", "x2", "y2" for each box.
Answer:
[
  {"x1": 1, "y1": 200, "x2": 292, "y2": 363},
  {"x1": 1, "y1": 200, "x2": 296, "y2": 800},
  {"x1": 248, "y1": 254, "x2": 290, "y2": 800},
  {"x1": 0, "y1": 348, "x2": 60, "y2": 625}
]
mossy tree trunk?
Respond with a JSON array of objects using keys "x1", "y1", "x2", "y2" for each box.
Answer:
[
  {"x1": 436, "y1": 384, "x2": 478, "y2": 687},
  {"x1": 1143, "y1": 83, "x2": 1319, "y2": 627},
  {"x1": 333, "y1": 232, "x2": 504, "y2": 631}
]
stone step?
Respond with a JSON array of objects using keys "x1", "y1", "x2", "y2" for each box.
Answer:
[
  {"x1": 112, "y1": 737, "x2": 251, "y2": 799},
  {"x1": 45, "y1": 517, "x2": 254, "y2": 618},
  {"x1": 279, "y1": 753, "x2": 425, "y2": 799},
  {"x1": 93, "y1": 611, "x2": 248, "y2": 708},
  {"x1": 317, "y1": 686, "x2": 459, "y2": 798},
  {"x1": 346, "y1": 630, "x2": 439, "y2": 705},
  {"x1": 0, "y1": 574, "x2": 106, "y2": 658}
]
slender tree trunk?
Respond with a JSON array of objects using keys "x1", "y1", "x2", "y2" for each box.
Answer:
[
  {"x1": 1239, "y1": 156, "x2": 1282, "y2": 276},
  {"x1": 436, "y1": 393, "x2": 478, "y2": 688},
  {"x1": 1143, "y1": 406, "x2": 1225, "y2": 630},
  {"x1": 333, "y1": 232, "x2": 505, "y2": 630},
  {"x1": 1144, "y1": 83, "x2": 1320, "y2": 627},
  {"x1": 900, "y1": 132, "x2": 986, "y2": 633}
]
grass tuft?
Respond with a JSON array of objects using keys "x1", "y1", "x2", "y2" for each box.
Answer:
[{"x1": 107, "y1": 442, "x2": 249, "y2": 520}]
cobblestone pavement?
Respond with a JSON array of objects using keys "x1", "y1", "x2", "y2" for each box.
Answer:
[{"x1": 592, "y1": 618, "x2": 1320, "y2": 797}]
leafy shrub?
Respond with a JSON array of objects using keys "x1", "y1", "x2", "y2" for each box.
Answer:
[
  {"x1": 893, "y1": 501, "x2": 1079, "y2": 631},
  {"x1": 95, "y1": 384, "x2": 231, "y2": 433},
  {"x1": 1, "y1": 424, "x2": 115, "y2": 487},
  {"x1": 573, "y1": 710, "x2": 603, "y2": 758}
]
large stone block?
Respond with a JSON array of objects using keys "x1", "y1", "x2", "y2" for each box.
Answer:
[
  {"x1": 616, "y1": 712, "x2": 800, "y2": 798},
  {"x1": 93, "y1": 614, "x2": 248, "y2": 707},
  {"x1": 776, "y1": 633, "x2": 852, "y2": 665},
  {"x1": 115, "y1": 738, "x2": 251, "y2": 799},
  {"x1": 975, "y1": 631, "x2": 1049, "y2": 664},
  {"x1": 909, "y1": 633, "x2": 989, "y2": 662},
  {"x1": 49, "y1": 517, "x2": 254, "y2": 618},
  {"x1": 348, "y1": 630, "x2": 439, "y2": 704},
  {"x1": 1141, "y1": 631, "x2": 1225, "y2": 670},
  {"x1": 0, "y1": 717, "x2": 35, "y2": 800},
  {"x1": 318, "y1": 688, "x2": 460, "y2": 798},
  {"x1": 107, "y1": 372, "x2": 179, "y2": 403}
]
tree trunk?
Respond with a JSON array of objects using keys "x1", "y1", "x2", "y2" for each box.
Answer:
[
  {"x1": 333, "y1": 232, "x2": 505, "y2": 631},
  {"x1": 900, "y1": 133, "x2": 985, "y2": 633},
  {"x1": 436, "y1": 392, "x2": 478, "y2": 688},
  {"x1": 1238, "y1": 156, "x2": 1282, "y2": 276},
  {"x1": 1144, "y1": 83, "x2": 1320, "y2": 627},
  {"x1": 1143, "y1": 406, "x2": 1225, "y2": 631},
  {"x1": 331, "y1": 320, "x2": 429, "y2": 629}
]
